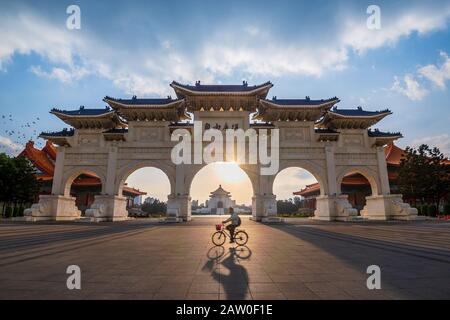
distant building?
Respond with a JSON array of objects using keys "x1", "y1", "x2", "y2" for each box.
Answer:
[{"x1": 193, "y1": 185, "x2": 251, "y2": 214}]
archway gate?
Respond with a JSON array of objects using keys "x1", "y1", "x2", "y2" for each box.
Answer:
[{"x1": 25, "y1": 81, "x2": 418, "y2": 222}]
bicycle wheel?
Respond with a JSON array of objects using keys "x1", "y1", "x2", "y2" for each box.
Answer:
[
  {"x1": 212, "y1": 231, "x2": 226, "y2": 246},
  {"x1": 234, "y1": 246, "x2": 252, "y2": 259},
  {"x1": 234, "y1": 230, "x2": 249, "y2": 246}
]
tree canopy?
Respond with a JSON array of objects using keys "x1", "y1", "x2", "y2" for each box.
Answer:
[
  {"x1": 0, "y1": 153, "x2": 40, "y2": 206},
  {"x1": 397, "y1": 144, "x2": 449, "y2": 211}
]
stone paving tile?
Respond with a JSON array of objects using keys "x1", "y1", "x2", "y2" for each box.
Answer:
[
  {"x1": 1, "y1": 218, "x2": 450, "y2": 300},
  {"x1": 186, "y1": 293, "x2": 219, "y2": 300},
  {"x1": 251, "y1": 292, "x2": 287, "y2": 300}
]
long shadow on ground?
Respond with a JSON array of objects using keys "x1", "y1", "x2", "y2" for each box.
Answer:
[{"x1": 264, "y1": 223, "x2": 450, "y2": 299}]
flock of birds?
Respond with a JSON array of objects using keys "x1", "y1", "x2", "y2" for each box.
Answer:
[{"x1": 1, "y1": 113, "x2": 44, "y2": 154}]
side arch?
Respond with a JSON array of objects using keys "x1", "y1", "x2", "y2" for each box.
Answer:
[
  {"x1": 336, "y1": 166, "x2": 381, "y2": 196},
  {"x1": 269, "y1": 160, "x2": 328, "y2": 196},
  {"x1": 62, "y1": 166, "x2": 107, "y2": 197},
  {"x1": 114, "y1": 160, "x2": 176, "y2": 196}
]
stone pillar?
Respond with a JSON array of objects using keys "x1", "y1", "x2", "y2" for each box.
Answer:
[
  {"x1": 361, "y1": 194, "x2": 420, "y2": 220},
  {"x1": 314, "y1": 195, "x2": 357, "y2": 221},
  {"x1": 376, "y1": 146, "x2": 390, "y2": 195},
  {"x1": 167, "y1": 194, "x2": 191, "y2": 222},
  {"x1": 85, "y1": 195, "x2": 128, "y2": 222},
  {"x1": 359, "y1": 147, "x2": 422, "y2": 220},
  {"x1": 104, "y1": 146, "x2": 118, "y2": 195},
  {"x1": 165, "y1": 164, "x2": 191, "y2": 222},
  {"x1": 24, "y1": 146, "x2": 81, "y2": 221},
  {"x1": 24, "y1": 195, "x2": 81, "y2": 221},
  {"x1": 251, "y1": 194, "x2": 277, "y2": 221},
  {"x1": 325, "y1": 145, "x2": 337, "y2": 196},
  {"x1": 51, "y1": 146, "x2": 66, "y2": 195}
]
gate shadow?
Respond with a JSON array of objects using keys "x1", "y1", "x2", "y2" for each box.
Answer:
[{"x1": 263, "y1": 223, "x2": 450, "y2": 299}]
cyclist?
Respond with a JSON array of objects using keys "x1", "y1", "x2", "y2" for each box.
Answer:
[{"x1": 222, "y1": 207, "x2": 241, "y2": 243}]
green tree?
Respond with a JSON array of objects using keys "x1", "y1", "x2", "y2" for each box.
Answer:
[
  {"x1": 141, "y1": 199, "x2": 167, "y2": 215},
  {"x1": 397, "y1": 144, "x2": 450, "y2": 213},
  {"x1": 0, "y1": 153, "x2": 40, "y2": 216}
]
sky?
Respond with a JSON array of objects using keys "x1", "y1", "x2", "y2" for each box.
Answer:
[{"x1": 1, "y1": 0, "x2": 450, "y2": 203}]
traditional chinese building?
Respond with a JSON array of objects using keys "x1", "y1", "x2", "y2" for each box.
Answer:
[
  {"x1": 206, "y1": 185, "x2": 236, "y2": 215},
  {"x1": 19, "y1": 140, "x2": 146, "y2": 213},
  {"x1": 295, "y1": 142, "x2": 449, "y2": 212}
]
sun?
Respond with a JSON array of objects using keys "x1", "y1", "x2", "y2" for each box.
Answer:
[{"x1": 212, "y1": 162, "x2": 248, "y2": 183}]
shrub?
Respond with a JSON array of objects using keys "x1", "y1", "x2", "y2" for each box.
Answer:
[
  {"x1": 5, "y1": 207, "x2": 13, "y2": 218},
  {"x1": 444, "y1": 203, "x2": 450, "y2": 215},
  {"x1": 13, "y1": 206, "x2": 20, "y2": 217},
  {"x1": 428, "y1": 205, "x2": 437, "y2": 217},
  {"x1": 414, "y1": 205, "x2": 422, "y2": 215},
  {"x1": 421, "y1": 204, "x2": 429, "y2": 216}
]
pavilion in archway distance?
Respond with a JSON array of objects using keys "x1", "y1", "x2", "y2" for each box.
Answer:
[{"x1": 24, "y1": 80, "x2": 418, "y2": 222}]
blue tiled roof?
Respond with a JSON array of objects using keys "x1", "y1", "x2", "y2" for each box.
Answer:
[
  {"x1": 264, "y1": 96, "x2": 339, "y2": 106},
  {"x1": 171, "y1": 81, "x2": 273, "y2": 92},
  {"x1": 40, "y1": 128, "x2": 75, "y2": 137},
  {"x1": 368, "y1": 129, "x2": 402, "y2": 137},
  {"x1": 51, "y1": 106, "x2": 112, "y2": 116},
  {"x1": 104, "y1": 96, "x2": 181, "y2": 105},
  {"x1": 330, "y1": 106, "x2": 391, "y2": 116}
]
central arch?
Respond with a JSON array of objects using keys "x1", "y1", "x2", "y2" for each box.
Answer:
[{"x1": 188, "y1": 162, "x2": 255, "y2": 215}]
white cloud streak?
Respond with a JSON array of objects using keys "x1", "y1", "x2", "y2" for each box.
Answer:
[
  {"x1": 418, "y1": 51, "x2": 450, "y2": 89},
  {"x1": 412, "y1": 134, "x2": 450, "y2": 157},
  {"x1": 0, "y1": 6, "x2": 450, "y2": 96},
  {"x1": 0, "y1": 136, "x2": 23, "y2": 156},
  {"x1": 391, "y1": 74, "x2": 428, "y2": 101}
]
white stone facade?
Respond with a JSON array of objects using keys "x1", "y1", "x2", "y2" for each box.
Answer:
[{"x1": 25, "y1": 81, "x2": 418, "y2": 222}]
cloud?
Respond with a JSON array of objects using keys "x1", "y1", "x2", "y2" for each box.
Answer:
[
  {"x1": 30, "y1": 65, "x2": 90, "y2": 83},
  {"x1": 412, "y1": 134, "x2": 450, "y2": 157},
  {"x1": 0, "y1": 136, "x2": 23, "y2": 156},
  {"x1": 391, "y1": 74, "x2": 428, "y2": 101},
  {"x1": 201, "y1": 43, "x2": 348, "y2": 77},
  {"x1": 341, "y1": 7, "x2": 450, "y2": 53},
  {"x1": 0, "y1": 12, "x2": 83, "y2": 71},
  {"x1": 1, "y1": 5, "x2": 450, "y2": 96},
  {"x1": 392, "y1": 51, "x2": 450, "y2": 100},
  {"x1": 418, "y1": 51, "x2": 450, "y2": 89}
]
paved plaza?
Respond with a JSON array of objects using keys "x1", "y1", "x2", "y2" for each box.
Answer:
[{"x1": 0, "y1": 217, "x2": 449, "y2": 300}]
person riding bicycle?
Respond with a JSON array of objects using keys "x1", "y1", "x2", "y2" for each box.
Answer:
[{"x1": 222, "y1": 207, "x2": 241, "y2": 243}]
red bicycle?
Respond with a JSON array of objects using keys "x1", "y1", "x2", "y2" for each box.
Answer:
[{"x1": 212, "y1": 223, "x2": 249, "y2": 246}]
